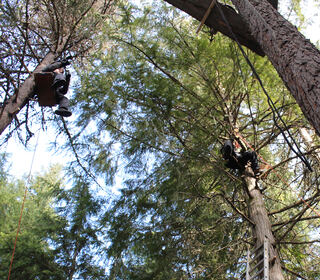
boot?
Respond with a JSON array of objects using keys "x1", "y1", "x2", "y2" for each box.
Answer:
[{"x1": 55, "y1": 107, "x2": 72, "y2": 117}]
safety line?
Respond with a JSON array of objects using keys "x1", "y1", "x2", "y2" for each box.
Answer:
[
  {"x1": 7, "y1": 130, "x2": 40, "y2": 280},
  {"x1": 215, "y1": 3, "x2": 312, "y2": 172}
]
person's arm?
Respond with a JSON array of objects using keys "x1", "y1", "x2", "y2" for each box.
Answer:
[
  {"x1": 42, "y1": 61, "x2": 63, "y2": 72},
  {"x1": 42, "y1": 59, "x2": 71, "y2": 72}
]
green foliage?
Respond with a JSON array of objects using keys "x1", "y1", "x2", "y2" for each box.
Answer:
[
  {"x1": 53, "y1": 176, "x2": 108, "y2": 280},
  {"x1": 0, "y1": 156, "x2": 108, "y2": 279},
  {"x1": 69, "y1": 1, "x2": 320, "y2": 278},
  {"x1": 0, "y1": 163, "x2": 67, "y2": 279},
  {"x1": 2, "y1": 0, "x2": 320, "y2": 279}
]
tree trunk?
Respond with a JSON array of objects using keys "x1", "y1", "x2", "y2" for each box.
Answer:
[
  {"x1": 231, "y1": 0, "x2": 320, "y2": 136},
  {"x1": 163, "y1": 0, "x2": 320, "y2": 136},
  {"x1": 244, "y1": 168, "x2": 284, "y2": 280},
  {"x1": 0, "y1": 35, "x2": 70, "y2": 136},
  {"x1": 0, "y1": 52, "x2": 56, "y2": 135}
]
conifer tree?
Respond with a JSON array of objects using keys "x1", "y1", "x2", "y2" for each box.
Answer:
[
  {"x1": 163, "y1": 0, "x2": 320, "y2": 136},
  {"x1": 0, "y1": 162, "x2": 67, "y2": 279},
  {"x1": 71, "y1": 2, "x2": 320, "y2": 279},
  {"x1": 0, "y1": 156, "x2": 108, "y2": 279}
]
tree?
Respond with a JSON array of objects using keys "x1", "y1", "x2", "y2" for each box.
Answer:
[
  {"x1": 53, "y1": 176, "x2": 108, "y2": 280},
  {"x1": 0, "y1": 162, "x2": 67, "y2": 279},
  {"x1": 0, "y1": 0, "x2": 115, "y2": 138},
  {"x1": 2, "y1": 1, "x2": 320, "y2": 279},
  {"x1": 0, "y1": 155, "x2": 108, "y2": 279},
  {"x1": 162, "y1": 0, "x2": 320, "y2": 137},
  {"x1": 70, "y1": 2, "x2": 320, "y2": 279}
]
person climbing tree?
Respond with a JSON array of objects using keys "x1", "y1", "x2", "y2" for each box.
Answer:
[
  {"x1": 221, "y1": 139, "x2": 259, "y2": 173},
  {"x1": 42, "y1": 59, "x2": 72, "y2": 117}
]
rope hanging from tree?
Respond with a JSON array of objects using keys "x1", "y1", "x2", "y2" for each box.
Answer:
[
  {"x1": 211, "y1": 3, "x2": 313, "y2": 172},
  {"x1": 7, "y1": 130, "x2": 41, "y2": 280},
  {"x1": 196, "y1": 2, "x2": 320, "y2": 220}
]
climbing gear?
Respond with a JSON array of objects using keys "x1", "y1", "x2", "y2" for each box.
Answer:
[
  {"x1": 34, "y1": 72, "x2": 57, "y2": 106},
  {"x1": 246, "y1": 237, "x2": 270, "y2": 280},
  {"x1": 8, "y1": 130, "x2": 41, "y2": 280},
  {"x1": 196, "y1": 0, "x2": 217, "y2": 34}
]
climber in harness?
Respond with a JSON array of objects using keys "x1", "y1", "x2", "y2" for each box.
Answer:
[
  {"x1": 42, "y1": 58, "x2": 72, "y2": 117},
  {"x1": 221, "y1": 139, "x2": 260, "y2": 174}
]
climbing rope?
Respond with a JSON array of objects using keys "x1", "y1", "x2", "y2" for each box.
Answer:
[
  {"x1": 215, "y1": 3, "x2": 312, "y2": 172},
  {"x1": 7, "y1": 130, "x2": 41, "y2": 280}
]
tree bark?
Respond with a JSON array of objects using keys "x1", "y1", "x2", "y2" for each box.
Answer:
[
  {"x1": 0, "y1": 35, "x2": 69, "y2": 136},
  {"x1": 244, "y1": 168, "x2": 284, "y2": 280},
  {"x1": 0, "y1": 52, "x2": 55, "y2": 135},
  {"x1": 230, "y1": 0, "x2": 320, "y2": 136},
  {"x1": 163, "y1": 0, "x2": 320, "y2": 137}
]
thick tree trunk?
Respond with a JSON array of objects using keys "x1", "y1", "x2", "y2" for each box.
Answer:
[
  {"x1": 163, "y1": 0, "x2": 320, "y2": 136},
  {"x1": 232, "y1": 0, "x2": 320, "y2": 138},
  {"x1": 0, "y1": 52, "x2": 57, "y2": 135},
  {"x1": 244, "y1": 168, "x2": 284, "y2": 280},
  {"x1": 231, "y1": 0, "x2": 320, "y2": 136},
  {"x1": 0, "y1": 34, "x2": 70, "y2": 136}
]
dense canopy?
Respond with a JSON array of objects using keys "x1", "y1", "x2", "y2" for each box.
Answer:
[{"x1": 1, "y1": 0, "x2": 320, "y2": 279}]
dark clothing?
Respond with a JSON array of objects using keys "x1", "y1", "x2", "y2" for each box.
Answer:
[
  {"x1": 237, "y1": 150, "x2": 259, "y2": 171},
  {"x1": 42, "y1": 59, "x2": 70, "y2": 72},
  {"x1": 55, "y1": 83, "x2": 70, "y2": 108},
  {"x1": 53, "y1": 72, "x2": 71, "y2": 109},
  {"x1": 42, "y1": 60, "x2": 71, "y2": 116},
  {"x1": 221, "y1": 139, "x2": 259, "y2": 172}
]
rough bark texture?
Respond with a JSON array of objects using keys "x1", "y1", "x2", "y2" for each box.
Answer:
[
  {"x1": 231, "y1": 0, "x2": 320, "y2": 136},
  {"x1": 164, "y1": 0, "x2": 264, "y2": 56},
  {"x1": 244, "y1": 168, "x2": 284, "y2": 280}
]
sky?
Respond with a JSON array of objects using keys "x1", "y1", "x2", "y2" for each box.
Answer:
[{"x1": 3, "y1": 0, "x2": 320, "y2": 181}]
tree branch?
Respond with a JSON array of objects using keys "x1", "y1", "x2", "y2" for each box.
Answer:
[
  {"x1": 219, "y1": 192, "x2": 255, "y2": 226},
  {"x1": 281, "y1": 265, "x2": 307, "y2": 280},
  {"x1": 272, "y1": 215, "x2": 320, "y2": 227},
  {"x1": 269, "y1": 191, "x2": 320, "y2": 216}
]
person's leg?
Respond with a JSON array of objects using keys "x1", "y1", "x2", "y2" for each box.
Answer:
[
  {"x1": 225, "y1": 157, "x2": 240, "y2": 169},
  {"x1": 53, "y1": 73, "x2": 66, "y2": 88},
  {"x1": 221, "y1": 139, "x2": 234, "y2": 159},
  {"x1": 250, "y1": 151, "x2": 259, "y2": 172},
  {"x1": 54, "y1": 87, "x2": 72, "y2": 117},
  {"x1": 239, "y1": 151, "x2": 259, "y2": 171}
]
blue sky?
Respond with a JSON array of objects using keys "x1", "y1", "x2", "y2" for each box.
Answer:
[{"x1": 4, "y1": 0, "x2": 320, "y2": 179}]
